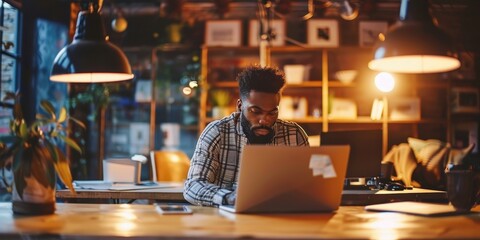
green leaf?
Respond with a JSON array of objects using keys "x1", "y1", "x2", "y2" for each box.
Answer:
[
  {"x1": 40, "y1": 100, "x2": 56, "y2": 120},
  {"x1": 58, "y1": 108, "x2": 67, "y2": 123},
  {"x1": 54, "y1": 149, "x2": 75, "y2": 194},
  {"x1": 44, "y1": 140, "x2": 60, "y2": 163},
  {"x1": 19, "y1": 121, "x2": 28, "y2": 138},
  {"x1": 70, "y1": 117, "x2": 86, "y2": 129},
  {"x1": 59, "y1": 135, "x2": 82, "y2": 154}
]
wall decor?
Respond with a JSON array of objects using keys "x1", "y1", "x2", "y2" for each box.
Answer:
[
  {"x1": 134, "y1": 80, "x2": 152, "y2": 102},
  {"x1": 205, "y1": 20, "x2": 242, "y2": 47},
  {"x1": 248, "y1": 19, "x2": 286, "y2": 47},
  {"x1": 451, "y1": 87, "x2": 480, "y2": 113},
  {"x1": 389, "y1": 97, "x2": 421, "y2": 120},
  {"x1": 359, "y1": 21, "x2": 388, "y2": 47},
  {"x1": 307, "y1": 19, "x2": 339, "y2": 47}
]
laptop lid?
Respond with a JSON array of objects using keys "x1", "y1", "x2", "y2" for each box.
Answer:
[{"x1": 221, "y1": 145, "x2": 350, "y2": 213}]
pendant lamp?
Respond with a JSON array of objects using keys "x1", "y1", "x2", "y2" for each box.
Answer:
[
  {"x1": 368, "y1": 0, "x2": 460, "y2": 74},
  {"x1": 50, "y1": 1, "x2": 133, "y2": 83}
]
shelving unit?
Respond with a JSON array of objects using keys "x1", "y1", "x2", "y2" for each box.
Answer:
[{"x1": 198, "y1": 45, "x2": 469, "y2": 155}]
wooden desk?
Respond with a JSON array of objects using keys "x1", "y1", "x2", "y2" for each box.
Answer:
[
  {"x1": 56, "y1": 184, "x2": 185, "y2": 203},
  {"x1": 0, "y1": 202, "x2": 479, "y2": 239},
  {"x1": 57, "y1": 185, "x2": 446, "y2": 206}
]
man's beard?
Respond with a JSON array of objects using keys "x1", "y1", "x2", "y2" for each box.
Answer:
[{"x1": 240, "y1": 113, "x2": 275, "y2": 144}]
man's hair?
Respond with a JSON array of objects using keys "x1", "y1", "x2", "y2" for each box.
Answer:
[{"x1": 237, "y1": 65, "x2": 286, "y2": 99}]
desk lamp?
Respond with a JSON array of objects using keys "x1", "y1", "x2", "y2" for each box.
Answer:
[
  {"x1": 50, "y1": 0, "x2": 133, "y2": 83},
  {"x1": 374, "y1": 72, "x2": 395, "y2": 156}
]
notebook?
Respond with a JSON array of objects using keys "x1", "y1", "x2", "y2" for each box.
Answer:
[
  {"x1": 365, "y1": 201, "x2": 463, "y2": 216},
  {"x1": 219, "y1": 145, "x2": 350, "y2": 214}
]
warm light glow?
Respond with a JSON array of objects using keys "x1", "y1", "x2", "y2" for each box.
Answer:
[
  {"x1": 375, "y1": 72, "x2": 395, "y2": 93},
  {"x1": 188, "y1": 81, "x2": 198, "y2": 88},
  {"x1": 50, "y1": 73, "x2": 134, "y2": 83},
  {"x1": 366, "y1": 213, "x2": 404, "y2": 240},
  {"x1": 369, "y1": 55, "x2": 461, "y2": 73},
  {"x1": 115, "y1": 222, "x2": 136, "y2": 233},
  {"x1": 182, "y1": 87, "x2": 192, "y2": 96}
]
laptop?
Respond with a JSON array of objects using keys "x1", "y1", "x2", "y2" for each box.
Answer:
[{"x1": 219, "y1": 145, "x2": 350, "y2": 214}]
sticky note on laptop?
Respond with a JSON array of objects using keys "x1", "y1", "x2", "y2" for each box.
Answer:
[{"x1": 309, "y1": 154, "x2": 337, "y2": 178}]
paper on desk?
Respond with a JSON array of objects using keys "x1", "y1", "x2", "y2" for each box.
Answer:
[{"x1": 73, "y1": 181, "x2": 182, "y2": 191}]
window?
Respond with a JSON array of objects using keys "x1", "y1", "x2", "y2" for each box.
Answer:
[{"x1": 0, "y1": 1, "x2": 21, "y2": 136}]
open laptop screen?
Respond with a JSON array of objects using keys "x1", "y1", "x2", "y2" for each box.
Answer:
[{"x1": 320, "y1": 129, "x2": 382, "y2": 178}]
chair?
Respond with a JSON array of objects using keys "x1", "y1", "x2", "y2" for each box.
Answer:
[{"x1": 150, "y1": 150, "x2": 191, "y2": 182}]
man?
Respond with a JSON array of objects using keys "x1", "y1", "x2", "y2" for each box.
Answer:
[{"x1": 184, "y1": 65, "x2": 309, "y2": 206}]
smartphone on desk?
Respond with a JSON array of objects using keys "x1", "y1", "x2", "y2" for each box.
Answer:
[{"x1": 155, "y1": 204, "x2": 193, "y2": 215}]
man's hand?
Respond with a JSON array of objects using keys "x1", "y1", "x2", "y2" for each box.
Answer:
[{"x1": 224, "y1": 191, "x2": 236, "y2": 205}]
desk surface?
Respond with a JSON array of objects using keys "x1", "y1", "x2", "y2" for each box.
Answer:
[
  {"x1": 57, "y1": 183, "x2": 447, "y2": 206},
  {"x1": 56, "y1": 181, "x2": 185, "y2": 202},
  {"x1": 0, "y1": 202, "x2": 479, "y2": 239}
]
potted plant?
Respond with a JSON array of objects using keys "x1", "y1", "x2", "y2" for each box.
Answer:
[{"x1": 0, "y1": 92, "x2": 84, "y2": 215}]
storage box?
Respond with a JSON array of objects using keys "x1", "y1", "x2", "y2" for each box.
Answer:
[{"x1": 284, "y1": 65, "x2": 311, "y2": 84}]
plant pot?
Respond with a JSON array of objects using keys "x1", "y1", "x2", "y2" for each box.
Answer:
[{"x1": 12, "y1": 162, "x2": 56, "y2": 215}]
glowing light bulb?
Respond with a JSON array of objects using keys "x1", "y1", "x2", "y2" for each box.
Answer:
[
  {"x1": 112, "y1": 17, "x2": 128, "y2": 32},
  {"x1": 374, "y1": 72, "x2": 395, "y2": 93}
]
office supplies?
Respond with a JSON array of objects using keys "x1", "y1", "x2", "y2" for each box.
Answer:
[
  {"x1": 220, "y1": 145, "x2": 350, "y2": 213},
  {"x1": 320, "y1": 129, "x2": 383, "y2": 189}
]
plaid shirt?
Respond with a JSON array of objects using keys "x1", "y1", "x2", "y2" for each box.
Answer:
[{"x1": 184, "y1": 112, "x2": 309, "y2": 206}]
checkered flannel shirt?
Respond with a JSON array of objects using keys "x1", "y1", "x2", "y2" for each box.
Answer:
[{"x1": 183, "y1": 112, "x2": 309, "y2": 206}]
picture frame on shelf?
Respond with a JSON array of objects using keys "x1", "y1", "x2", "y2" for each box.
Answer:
[
  {"x1": 329, "y1": 98, "x2": 357, "y2": 119},
  {"x1": 248, "y1": 19, "x2": 286, "y2": 47},
  {"x1": 451, "y1": 87, "x2": 480, "y2": 113},
  {"x1": 134, "y1": 80, "x2": 152, "y2": 102},
  {"x1": 129, "y1": 122, "x2": 150, "y2": 155},
  {"x1": 389, "y1": 97, "x2": 421, "y2": 120},
  {"x1": 359, "y1": 21, "x2": 388, "y2": 47},
  {"x1": 205, "y1": 20, "x2": 242, "y2": 47},
  {"x1": 307, "y1": 19, "x2": 339, "y2": 48}
]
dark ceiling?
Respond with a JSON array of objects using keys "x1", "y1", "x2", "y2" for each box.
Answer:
[{"x1": 100, "y1": 0, "x2": 480, "y2": 50}]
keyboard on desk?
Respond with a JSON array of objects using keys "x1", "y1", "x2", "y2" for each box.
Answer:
[
  {"x1": 343, "y1": 185, "x2": 374, "y2": 190},
  {"x1": 343, "y1": 182, "x2": 408, "y2": 191}
]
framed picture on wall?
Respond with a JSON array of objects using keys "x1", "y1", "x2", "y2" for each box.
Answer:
[
  {"x1": 389, "y1": 97, "x2": 421, "y2": 120},
  {"x1": 248, "y1": 19, "x2": 286, "y2": 47},
  {"x1": 205, "y1": 20, "x2": 242, "y2": 47},
  {"x1": 307, "y1": 19, "x2": 339, "y2": 48},
  {"x1": 359, "y1": 21, "x2": 388, "y2": 47}
]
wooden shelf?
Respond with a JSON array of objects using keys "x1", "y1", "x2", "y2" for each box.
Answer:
[{"x1": 199, "y1": 46, "x2": 458, "y2": 156}]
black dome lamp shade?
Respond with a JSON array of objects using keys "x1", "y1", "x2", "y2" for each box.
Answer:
[
  {"x1": 368, "y1": 0, "x2": 461, "y2": 74},
  {"x1": 50, "y1": 2, "x2": 133, "y2": 83}
]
